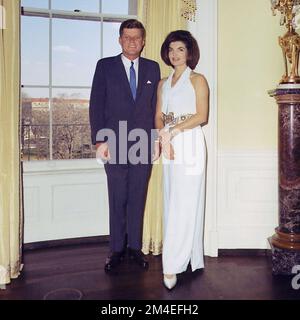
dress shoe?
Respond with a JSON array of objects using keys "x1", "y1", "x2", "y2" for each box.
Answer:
[
  {"x1": 163, "y1": 274, "x2": 177, "y2": 290},
  {"x1": 128, "y1": 249, "x2": 149, "y2": 269},
  {"x1": 104, "y1": 251, "x2": 125, "y2": 272}
]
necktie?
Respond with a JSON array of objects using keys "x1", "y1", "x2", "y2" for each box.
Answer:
[{"x1": 130, "y1": 61, "x2": 137, "y2": 100}]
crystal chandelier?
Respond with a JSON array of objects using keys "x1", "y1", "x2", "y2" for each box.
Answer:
[{"x1": 181, "y1": 0, "x2": 197, "y2": 22}]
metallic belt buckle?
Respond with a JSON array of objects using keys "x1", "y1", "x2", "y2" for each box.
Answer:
[{"x1": 165, "y1": 112, "x2": 174, "y2": 124}]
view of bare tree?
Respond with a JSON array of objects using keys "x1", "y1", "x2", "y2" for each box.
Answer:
[{"x1": 21, "y1": 92, "x2": 94, "y2": 161}]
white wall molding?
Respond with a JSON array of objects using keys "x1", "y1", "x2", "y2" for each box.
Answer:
[
  {"x1": 217, "y1": 149, "x2": 278, "y2": 249},
  {"x1": 23, "y1": 158, "x2": 103, "y2": 175},
  {"x1": 188, "y1": 0, "x2": 219, "y2": 257},
  {"x1": 23, "y1": 160, "x2": 109, "y2": 243}
]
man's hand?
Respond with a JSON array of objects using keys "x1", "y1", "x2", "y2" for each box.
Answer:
[{"x1": 96, "y1": 142, "x2": 111, "y2": 161}]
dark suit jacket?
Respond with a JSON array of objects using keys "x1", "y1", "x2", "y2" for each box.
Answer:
[{"x1": 89, "y1": 54, "x2": 161, "y2": 163}]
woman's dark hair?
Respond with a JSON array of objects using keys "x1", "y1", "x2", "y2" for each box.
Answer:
[
  {"x1": 161, "y1": 30, "x2": 200, "y2": 69},
  {"x1": 119, "y1": 19, "x2": 146, "y2": 38}
]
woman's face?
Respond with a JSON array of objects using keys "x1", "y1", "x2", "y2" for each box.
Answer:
[{"x1": 168, "y1": 41, "x2": 188, "y2": 67}]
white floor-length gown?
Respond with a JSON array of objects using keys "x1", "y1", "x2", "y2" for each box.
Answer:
[{"x1": 162, "y1": 66, "x2": 207, "y2": 275}]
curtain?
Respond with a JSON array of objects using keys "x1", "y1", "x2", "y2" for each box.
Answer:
[
  {"x1": 0, "y1": 0, "x2": 23, "y2": 287},
  {"x1": 139, "y1": 0, "x2": 186, "y2": 78},
  {"x1": 138, "y1": 0, "x2": 187, "y2": 255}
]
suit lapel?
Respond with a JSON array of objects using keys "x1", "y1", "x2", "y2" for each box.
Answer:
[
  {"x1": 116, "y1": 54, "x2": 135, "y2": 104},
  {"x1": 136, "y1": 58, "x2": 147, "y2": 103}
]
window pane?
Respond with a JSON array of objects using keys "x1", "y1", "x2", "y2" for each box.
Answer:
[
  {"x1": 21, "y1": 0, "x2": 49, "y2": 9},
  {"x1": 102, "y1": 0, "x2": 131, "y2": 15},
  {"x1": 52, "y1": 18, "x2": 101, "y2": 86},
  {"x1": 21, "y1": 88, "x2": 50, "y2": 161},
  {"x1": 52, "y1": 89, "x2": 94, "y2": 160},
  {"x1": 103, "y1": 22, "x2": 121, "y2": 58},
  {"x1": 51, "y1": 0, "x2": 99, "y2": 12},
  {"x1": 21, "y1": 16, "x2": 49, "y2": 86}
]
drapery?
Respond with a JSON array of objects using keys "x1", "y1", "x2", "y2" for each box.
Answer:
[
  {"x1": 138, "y1": 0, "x2": 187, "y2": 255},
  {"x1": 0, "y1": 0, "x2": 23, "y2": 287}
]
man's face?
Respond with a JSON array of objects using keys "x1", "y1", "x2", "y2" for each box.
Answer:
[{"x1": 119, "y1": 28, "x2": 145, "y2": 60}]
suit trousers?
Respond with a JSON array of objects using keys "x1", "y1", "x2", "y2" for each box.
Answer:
[{"x1": 104, "y1": 162, "x2": 152, "y2": 252}]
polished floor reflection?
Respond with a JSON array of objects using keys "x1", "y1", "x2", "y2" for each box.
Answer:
[{"x1": 0, "y1": 243, "x2": 299, "y2": 300}]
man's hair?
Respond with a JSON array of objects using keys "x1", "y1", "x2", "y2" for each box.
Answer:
[
  {"x1": 119, "y1": 19, "x2": 146, "y2": 38},
  {"x1": 161, "y1": 30, "x2": 200, "y2": 70}
]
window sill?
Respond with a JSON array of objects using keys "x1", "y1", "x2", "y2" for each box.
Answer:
[{"x1": 22, "y1": 158, "x2": 104, "y2": 175}]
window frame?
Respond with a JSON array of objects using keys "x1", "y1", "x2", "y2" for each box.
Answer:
[{"x1": 21, "y1": 0, "x2": 137, "y2": 161}]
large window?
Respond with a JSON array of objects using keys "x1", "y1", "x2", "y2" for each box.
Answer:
[{"x1": 21, "y1": 0, "x2": 137, "y2": 161}]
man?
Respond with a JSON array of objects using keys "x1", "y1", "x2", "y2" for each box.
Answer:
[{"x1": 89, "y1": 19, "x2": 161, "y2": 272}]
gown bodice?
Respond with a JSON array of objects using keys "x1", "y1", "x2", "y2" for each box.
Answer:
[{"x1": 161, "y1": 66, "x2": 197, "y2": 118}]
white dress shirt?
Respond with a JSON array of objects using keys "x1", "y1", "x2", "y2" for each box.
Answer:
[{"x1": 121, "y1": 54, "x2": 139, "y2": 88}]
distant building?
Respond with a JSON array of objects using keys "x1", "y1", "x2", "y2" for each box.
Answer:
[{"x1": 22, "y1": 98, "x2": 89, "y2": 109}]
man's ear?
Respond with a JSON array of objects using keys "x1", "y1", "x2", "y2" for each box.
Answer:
[{"x1": 140, "y1": 39, "x2": 145, "y2": 54}]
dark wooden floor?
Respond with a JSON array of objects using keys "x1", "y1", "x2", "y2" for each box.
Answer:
[{"x1": 0, "y1": 243, "x2": 299, "y2": 300}]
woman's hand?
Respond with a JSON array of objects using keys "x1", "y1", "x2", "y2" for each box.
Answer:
[
  {"x1": 152, "y1": 140, "x2": 161, "y2": 162},
  {"x1": 162, "y1": 142, "x2": 175, "y2": 160},
  {"x1": 159, "y1": 127, "x2": 175, "y2": 146}
]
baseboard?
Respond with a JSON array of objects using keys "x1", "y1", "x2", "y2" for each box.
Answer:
[
  {"x1": 23, "y1": 235, "x2": 109, "y2": 251},
  {"x1": 218, "y1": 249, "x2": 271, "y2": 257},
  {"x1": 24, "y1": 238, "x2": 272, "y2": 258}
]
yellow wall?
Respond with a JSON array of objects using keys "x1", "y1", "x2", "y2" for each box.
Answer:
[{"x1": 218, "y1": 0, "x2": 283, "y2": 149}]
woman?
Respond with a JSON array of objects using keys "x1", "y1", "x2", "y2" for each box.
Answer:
[{"x1": 152, "y1": 30, "x2": 209, "y2": 289}]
